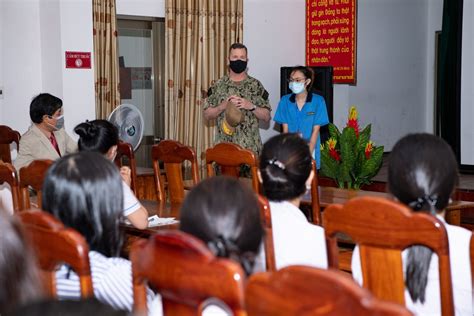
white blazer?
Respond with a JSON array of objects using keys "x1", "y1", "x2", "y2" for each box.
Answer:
[{"x1": 14, "y1": 124, "x2": 77, "y2": 170}]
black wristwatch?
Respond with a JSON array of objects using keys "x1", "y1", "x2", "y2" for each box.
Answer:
[{"x1": 249, "y1": 104, "x2": 257, "y2": 111}]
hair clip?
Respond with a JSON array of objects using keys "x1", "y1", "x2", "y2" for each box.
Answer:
[
  {"x1": 408, "y1": 194, "x2": 438, "y2": 212},
  {"x1": 268, "y1": 158, "x2": 286, "y2": 170}
]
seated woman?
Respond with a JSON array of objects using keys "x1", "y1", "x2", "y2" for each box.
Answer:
[
  {"x1": 351, "y1": 133, "x2": 472, "y2": 316},
  {"x1": 74, "y1": 120, "x2": 148, "y2": 229},
  {"x1": 180, "y1": 176, "x2": 264, "y2": 276},
  {"x1": 0, "y1": 209, "x2": 41, "y2": 314},
  {"x1": 42, "y1": 152, "x2": 155, "y2": 311},
  {"x1": 258, "y1": 133, "x2": 327, "y2": 270},
  {"x1": 134, "y1": 176, "x2": 263, "y2": 315}
]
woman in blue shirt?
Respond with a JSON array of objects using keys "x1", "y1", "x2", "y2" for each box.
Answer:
[{"x1": 274, "y1": 66, "x2": 329, "y2": 169}]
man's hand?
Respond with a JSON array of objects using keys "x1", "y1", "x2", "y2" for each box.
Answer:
[
  {"x1": 203, "y1": 99, "x2": 228, "y2": 120},
  {"x1": 228, "y1": 95, "x2": 254, "y2": 110}
]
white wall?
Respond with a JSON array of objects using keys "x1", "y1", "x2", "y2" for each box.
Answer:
[
  {"x1": 461, "y1": 0, "x2": 474, "y2": 165},
  {"x1": 245, "y1": 0, "x2": 441, "y2": 151},
  {"x1": 2, "y1": 0, "x2": 43, "y2": 134},
  {"x1": 343, "y1": 0, "x2": 431, "y2": 150},
  {"x1": 39, "y1": 0, "x2": 63, "y2": 98},
  {"x1": 1, "y1": 0, "x2": 96, "y2": 138},
  {"x1": 244, "y1": 0, "x2": 306, "y2": 142},
  {"x1": 0, "y1": 0, "x2": 163, "y2": 138},
  {"x1": 58, "y1": 0, "x2": 95, "y2": 137},
  {"x1": 116, "y1": 0, "x2": 165, "y2": 17}
]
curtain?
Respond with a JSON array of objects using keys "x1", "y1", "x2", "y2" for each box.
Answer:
[
  {"x1": 92, "y1": 0, "x2": 121, "y2": 119},
  {"x1": 437, "y1": 0, "x2": 463, "y2": 159},
  {"x1": 165, "y1": 0, "x2": 243, "y2": 167}
]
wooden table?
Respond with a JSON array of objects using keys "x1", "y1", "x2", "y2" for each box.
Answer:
[
  {"x1": 121, "y1": 200, "x2": 181, "y2": 239},
  {"x1": 126, "y1": 187, "x2": 474, "y2": 238},
  {"x1": 121, "y1": 188, "x2": 474, "y2": 270},
  {"x1": 301, "y1": 186, "x2": 474, "y2": 227}
]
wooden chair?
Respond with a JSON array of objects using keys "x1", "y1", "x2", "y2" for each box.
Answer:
[
  {"x1": 131, "y1": 230, "x2": 246, "y2": 316},
  {"x1": 0, "y1": 125, "x2": 20, "y2": 164},
  {"x1": 246, "y1": 265, "x2": 413, "y2": 316},
  {"x1": 114, "y1": 141, "x2": 138, "y2": 194},
  {"x1": 324, "y1": 196, "x2": 454, "y2": 315},
  {"x1": 19, "y1": 159, "x2": 54, "y2": 210},
  {"x1": 257, "y1": 195, "x2": 276, "y2": 271},
  {"x1": 205, "y1": 142, "x2": 259, "y2": 193},
  {"x1": 310, "y1": 159, "x2": 322, "y2": 225},
  {"x1": 151, "y1": 140, "x2": 199, "y2": 204},
  {"x1": 0, "y1": 161, "x2": 20, "y2": 212},
  {"x1": 470, "y1": 235, "x2": 474, "y2": 304},
  {"x1": 17, "y1": 210, "x2": 93, "y2": 298}
]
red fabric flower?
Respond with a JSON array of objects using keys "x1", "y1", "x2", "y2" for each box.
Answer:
[
  {"x1": 327, "y1": 138, "x2": 341, "y2": 162},
  {"x1": 346, "y1": 106, "x2": 359, "y2": 137},
  {"x1": 365, "y1": 141, "x2": 374, "y2": 159}
]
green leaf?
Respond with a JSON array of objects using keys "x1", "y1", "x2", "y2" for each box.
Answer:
[
  {"x1": 328, "y1": 123, "x2": 341, "y2": 140},
  {"x1": 339, "y1": 127, "x2": 357, "y2": 183},
  {"x1": 357, "y1": 124, "x2": 371, "y2": 152},
  {"x1": 320, "y1": 149, "x2": 340, "y2": 179},
  {"x1": 360, "y1": 146, "x2": 384, "y2": 179}
]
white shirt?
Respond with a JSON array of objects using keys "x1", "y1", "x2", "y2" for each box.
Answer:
[
  {"x1": 122, "y1": 180, "x2": 140, "y2": 217},
  {"x1": 351, "y1": 216, "x2": 472, "y2": 316},
  {"x1": 55, "y1": 252, "x2": 231, "y2": 316},
  {"x1": 56, "y1": 251, "x2": 155, "y2": 312},
  {"x1": 270, "y1": 200, "x2": 328, "y2": 270},
  {"x1": 0, "y1": 183, "x2": 14, "y2": 214}
]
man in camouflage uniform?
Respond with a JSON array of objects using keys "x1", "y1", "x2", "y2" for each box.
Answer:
[{"x1": 203, "y1": 43, "x2": 271, "y2": 155}]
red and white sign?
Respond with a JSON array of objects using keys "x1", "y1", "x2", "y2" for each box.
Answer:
[
  {"x1": 306, "y1": 0, "x2": 357, "y2": 84},
  {"x1": 65, "y1": 51, "x2": 91, "y2": 69}
]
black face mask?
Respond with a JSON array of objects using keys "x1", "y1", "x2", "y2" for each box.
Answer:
[{"x1": 229, "y1": 59, "x2": 247, "y2": 74}]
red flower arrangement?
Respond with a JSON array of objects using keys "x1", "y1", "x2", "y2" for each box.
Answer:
[{"x1": 320, "y1": 106, "x2": 384, "y2": 189}]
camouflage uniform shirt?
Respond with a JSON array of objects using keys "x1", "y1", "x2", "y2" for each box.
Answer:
[{"x1": 204, "y1": 74, "x2": 271, "y2": 155}]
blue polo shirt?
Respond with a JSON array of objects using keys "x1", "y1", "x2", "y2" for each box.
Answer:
[{"x1": 274, "y1": 93, "x2": 329, "y2": 168}]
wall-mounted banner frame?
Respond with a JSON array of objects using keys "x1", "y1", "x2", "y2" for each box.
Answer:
[{"x1": 306, "y1": 0, "x2": 357, "y2": 84}]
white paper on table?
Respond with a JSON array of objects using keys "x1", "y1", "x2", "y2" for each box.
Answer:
[{"x1": 147, "y1": 215, "x2": 179, "y2": 227}]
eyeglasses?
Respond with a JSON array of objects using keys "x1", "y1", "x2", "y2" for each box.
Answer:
[
  {"x1": 49, "y1": 108, "x2": 64, "y2": 118},
  {"x1": 287, "y1": 77, "x2": 307, "y2": 83}
]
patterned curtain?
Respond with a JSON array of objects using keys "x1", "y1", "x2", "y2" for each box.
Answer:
[
  {"x1": 92, "y1": 0, "x2": 121, "y2": 119},
  {"x1": 165, "y1": 0, "x2": 243, "y2": 165}
]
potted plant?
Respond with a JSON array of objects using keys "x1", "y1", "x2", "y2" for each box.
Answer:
[{"x1": 320, "y1": 106, "x2": 384, "y2": 189}]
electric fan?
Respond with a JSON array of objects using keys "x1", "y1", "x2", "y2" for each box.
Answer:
[{"x1": 108, "y1": 104, "x2": 144, "y2": 151}]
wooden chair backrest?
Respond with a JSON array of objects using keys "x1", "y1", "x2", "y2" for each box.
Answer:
[
  {"x1": 19, "y1": 159, "x2": 54, "y2": 210},
  {"x1": 246, "y1": 265, "x2": 413, "y2": 316},
  {"x1": 310, "y1": 159, "x2": 322, "y2": 225},
  {"x1": 470, "y1": 235, "x2": 474, "y2": 303},
  {"x1": 0, "y1": 161, "x2": 20, "y2": 212},
  {"x1": 17, "y1": 210, "x2": 93, "y2": 298},
  {"x1": 257, "y1": 195, "x2": 276, "y2": 271},
  {"x1": 114, "y1": 141, "x2": 138, "y2": 194},
  {"x1": 324, "y1": 196, "x2": 454, "y2": 315},
  {"x1": 205, "y1": 142, "x2": 259, "y2": 193},
  {"x1": 0, "y1": 125, "x2": 20, "y2": 164},
  {"x1": 151, "y1": 140, "x2": 200, "y2": 204},
  {"x1": 131, "y1": 230, "x2": 246, "y2": 316}
]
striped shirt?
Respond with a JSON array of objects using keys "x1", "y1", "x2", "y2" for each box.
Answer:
[{"x1": 55, "y1": 251, "x2": 155, "y2": 311}]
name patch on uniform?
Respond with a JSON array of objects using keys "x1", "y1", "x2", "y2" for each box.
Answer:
[{"x1": 307, "y1": 112, "x2": 315, "y2": 115}]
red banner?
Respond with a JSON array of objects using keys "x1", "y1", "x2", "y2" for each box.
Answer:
[
  {"x1": 306, "y1": 0, "x2": 357, "y2": 84},
  {"x1": 65, "y1": 51, "x2": 91, "y2": 69}
]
